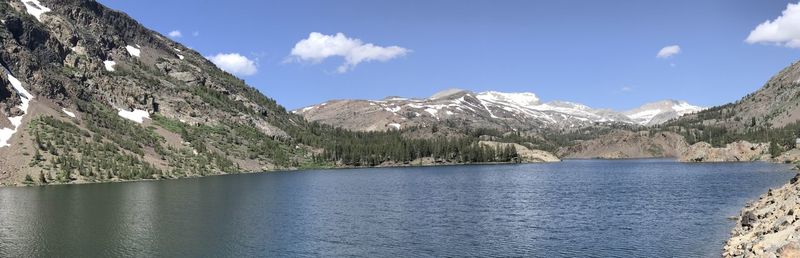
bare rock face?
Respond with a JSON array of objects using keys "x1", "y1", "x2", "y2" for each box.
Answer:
[
  {"x1": 724, "y1": 174, "x2": 800, "y2": 257},
  {"x1": 479, "y1": 141, "x2": 560, "y2": 162},
  {"x1": 775, "y1": 149, "x2": 800, "y2": 164},
  {"x1": 559, "y1": 130, "x2": 689, "y2": 159},
  {"x1": 680, "y1": 141, "x2": 770, "y2": 162}
]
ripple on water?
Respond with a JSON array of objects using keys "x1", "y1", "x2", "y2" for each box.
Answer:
[{"x1": 0, "y1": 160, "x2": 793, "y2": 257}]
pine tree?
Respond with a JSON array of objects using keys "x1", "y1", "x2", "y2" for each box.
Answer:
[{"x1": 770, "y1": 141, "x2": 782, "y2": 158}]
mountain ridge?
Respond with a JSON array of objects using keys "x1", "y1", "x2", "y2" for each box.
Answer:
[{"x1": 294, "y1": 88, "x2": 704, "y2": 132}]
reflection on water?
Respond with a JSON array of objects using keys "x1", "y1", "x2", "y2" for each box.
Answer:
[{"x1": 0, "y1": 160, "x2": 794, "y2": 257}]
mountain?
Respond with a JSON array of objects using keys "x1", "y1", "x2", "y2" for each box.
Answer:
[
  {"x1": 672, "y1": 60, "x2": 800, "y2": 130},
  {"x1": 661, "y1": 60, "x2": 800, "y2": 150},
  {"x1": 0, "y1": 0, "x2": 563, "y2": 186},
  {"x1": 0, "y1": 0, "x2": 322, "y2": 184},
  {"x1": 294, "y1": 89, "x2": 703, "y2": 132},
  {"x1": 562, "y1": 59, "x2": 800, "y2": 160},
  {"x1": 624, "y1": 100, "x2": 704, "y2": 126}
]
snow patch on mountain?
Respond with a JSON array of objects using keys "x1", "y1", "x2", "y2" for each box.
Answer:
[
  {"x1": 126, "y1": 45, "x2": 141, "y2": 57},
  {"x1": 384, "y1": 106, "x2": 401, "y2": 113},
  {"x1": 62, "y1": 108, "x2": 76, "y2": 118},
  {"x1": 424, "y1": 108, "x2": 439, "y2": 117},
  {"x1": 103, "y1": 60, "x2": 116, "y2": 72},
  {"x1": 0, "y1": 73, "x2": 34, "y2": 147},
  {"x1": 476, "y1": 91, "x2": 540, "y2": 107},
  {"x1": 21, "y1": 0, "x2": 51, "y2": 22},
  {"x1": 624, "y1": 100, "x2": 704, "y2": 125},
  {"x1": 118, "y1": 108, "x2": 150, "y2": 123}
]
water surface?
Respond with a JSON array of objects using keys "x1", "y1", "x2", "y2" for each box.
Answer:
[{"x1": 0, "y1": 159, "x2": 794, "y2": 257}]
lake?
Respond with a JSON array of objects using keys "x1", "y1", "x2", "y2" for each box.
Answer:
[{"x1": 0, "y1": 159, "x2": 794, "y2": 257}]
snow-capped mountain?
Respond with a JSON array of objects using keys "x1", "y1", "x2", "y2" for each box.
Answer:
[
  {"x1": 624, "y1": 100, "x2": 704, "y2": 126},
  {"x1": 294, "y1": 89, "x2": 703, "y2": 132}
]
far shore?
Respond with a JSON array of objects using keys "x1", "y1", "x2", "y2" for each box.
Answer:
[{"x1": 10, "y1": 157, "x2": 797, "y2": 188}]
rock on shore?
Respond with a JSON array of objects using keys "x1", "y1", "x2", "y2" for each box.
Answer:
[
  {"x1": 724, "y1": 174, "x2": 800, "y2": 257},
  {"x1": 679, "y1": 141, "x2": 770, "y2": 162}
]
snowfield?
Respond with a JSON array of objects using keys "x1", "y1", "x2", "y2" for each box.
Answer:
[{"x1": 117, "y1": 108, "x2": 150, "y2": 123}]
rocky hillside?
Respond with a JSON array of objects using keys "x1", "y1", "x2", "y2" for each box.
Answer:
[
  {"x1": 0, "y1": 0, "x2": 562, "y2": 186},
  {"x1": 561, "y1": 59, "x2": 800, "y2": 160},
  {"x1": 558, "y1": 130, "x2": 690, "y2": 159},
  {"x1": 295, "y1": 89, "x2": 703, "y2": 132},
  {"x1": 671, "y1": 60, "x2": 800, "y2": 131},
  {"x1": 0, "y1": 0, "x2": 326, "y2": 185},
  {"x1": 724, "y1": 174, "x2": 800, "y2": 257},
  {"x1": 655, "y1": 59, "x2": 800, "y2": 155}
]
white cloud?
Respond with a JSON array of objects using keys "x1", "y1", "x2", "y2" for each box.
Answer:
[
  {"x1": 656, "y1": 45, "x2": 681, "y2": 58},
  {"x1": 746, "y1": 2, "x2": 800, "y2": 48},
  {"x1": 620, "y1": 86, "x2": 633, "y2": 92},
  {"x1": 207, "y1": 53, "x2": 258, "y2": 76},
  {"x1": 168, "y1": 30, "x2": 182, "y2": 38},
  {"x1": 289, "y1": 32, "x2": 410, "y2": 73}
]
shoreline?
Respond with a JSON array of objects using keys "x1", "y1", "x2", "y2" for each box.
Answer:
[
  {"x1": 723, "y1": 173, "x2": 800, "y2": 257},
  {"x1": 12, "y1": 158, "x2": 792, "y2": 188},
  {"x1": 7, "y1": 159, "x2": 556, "y2": 188}
]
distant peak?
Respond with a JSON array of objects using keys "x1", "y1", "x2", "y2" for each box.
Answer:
[
  {"x1": 634, "y1": 99, "x2": 698, "y2": 110},
  {"x1": 430, "y1": 88, "x2": 472, "y2": 100},
  {"x1": 382, "y1": 96, "x2": 408, "y2": 101},
  {"x1": 624, "y1": 99, "x2": 704, "y2": 125}
]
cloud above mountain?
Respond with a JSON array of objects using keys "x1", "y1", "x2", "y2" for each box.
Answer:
[
  {"x1": 656, "y1": 45, "x2": 681, "y2": 58},
  {"x1": 289, "y1": 32, "x2": 410, "y2": 73},
  {"x1": 746, "y1": 2, "x2": 800, "y2": 48},
  {"x1": 168, "y1": 30, "x2": 182, "y2": 38},
  {"x1": 207, "y1": 53, "x2": 258, "y2": 76}
]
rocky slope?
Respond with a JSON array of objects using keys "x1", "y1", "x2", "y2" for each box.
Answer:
[
  {"x1": 673, "y1": 60, "x2": 800, "y2": 131},
  {"x1": 0, "y1": 0, "x2": 320, "y2": 184},
  {"x1": 724, "y1": 174, "x2": 800, "y2": 257},
  {"x1": 295, "y1": 89, "x2": 703, "y2": 132},
  {"x1": 558, "y1": 130, "x2": 690, "y2": 159},
  {"x1": 479, "y1": 141, "x2": 561, "y2": 162},
  {"x1": 680, "y1": 141, "x2": 771, "y2": 162}
]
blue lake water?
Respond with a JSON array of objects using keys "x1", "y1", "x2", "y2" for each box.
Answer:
[{"x1": 0, "y1": 159, "x2": 794, "y2": 257}]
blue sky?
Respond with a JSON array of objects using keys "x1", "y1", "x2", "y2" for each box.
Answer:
[{"x1": 98, "y1": 0, "x2": 800, "y2": 110}]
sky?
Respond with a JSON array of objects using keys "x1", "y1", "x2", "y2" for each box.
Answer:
[{"x1": 97, "y1": 0, "x2": 800, "y2": 111}]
